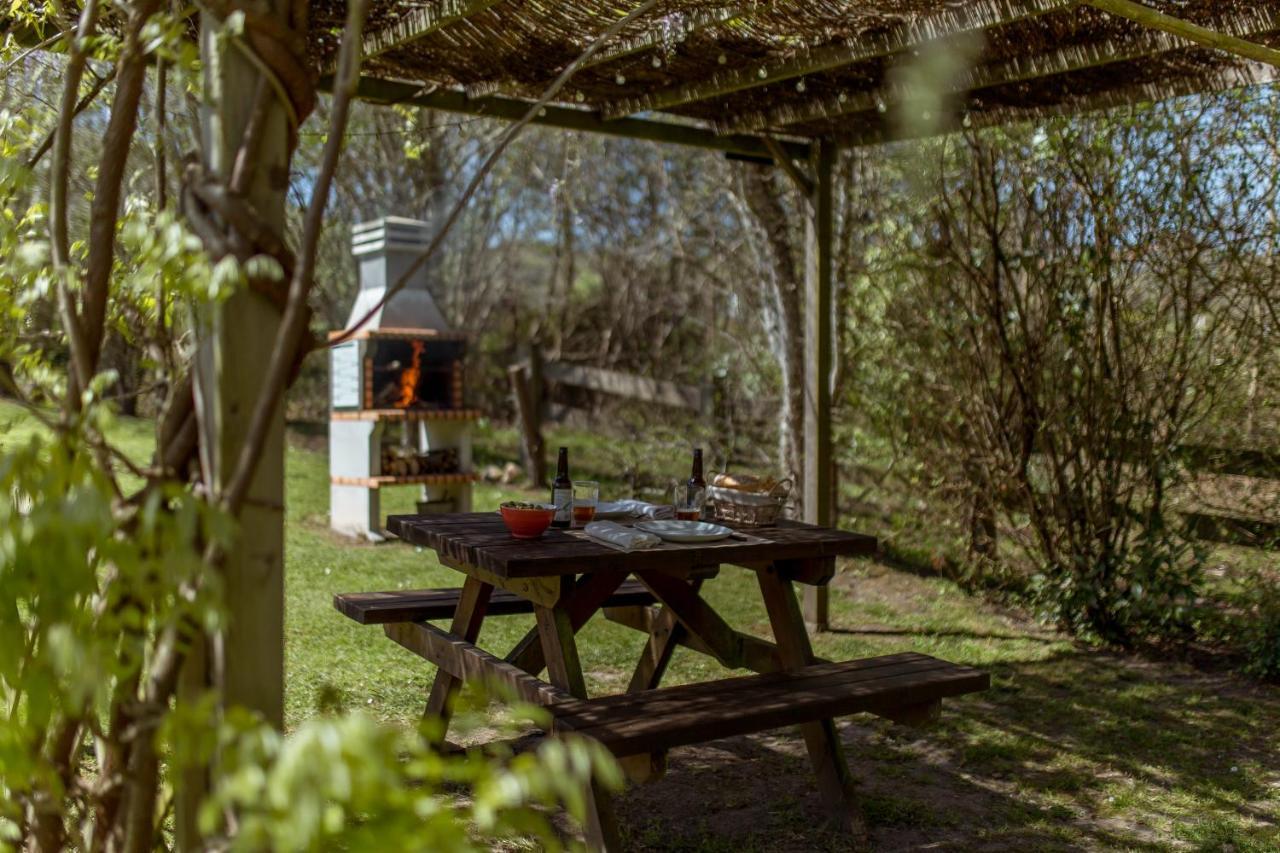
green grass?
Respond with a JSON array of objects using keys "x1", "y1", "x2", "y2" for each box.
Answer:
[{"x1": 3, "y1": 398, "x2": 1279, "y2": 850}]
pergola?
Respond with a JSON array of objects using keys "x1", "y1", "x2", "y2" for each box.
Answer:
[
  {"x1": 7, "y1": 0, "x2": 1280, "y2": 847},
  {"x1": 306, "y1": 0, "x2": 1280, "y2": 628}
]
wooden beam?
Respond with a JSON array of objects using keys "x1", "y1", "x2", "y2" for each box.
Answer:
[
  {"x1": 384, "y1": 620, "x2": 574, "y2": 707},
  {"x1": 802, "y1": 141, "x2": 835, "y2": 632},
  {"x1": 635, "y1": 570, "x2": 746, "y2": 669},
  {"x1": 764, "y1": 136, "x2": 815, "y2": 196},
  {"x1": 731, "y1": 6, "x2": 1280, "y2": 132},
  {"x1": 438, "y1": 555, "x2": 564, "y2": 607},
  {"x1": 838, "y1": 59, "x2": 1279, "y2": 146},
  {"x1": 604, "y1": 603, "x2": 793, "y2": 675},
  {"x1": 1085, "y1": 0, "x2": 1280, "y2": 69},
  {"x1": 506, "y1": 571, "x2": 629, "y2": 676},
  {"x1": 600, "y1": 0, "x2": 1073, "y2": 119},
  {"x1": 362, "y1": 0, "x2": 503, "y2": 61},
  {"x1": 536, "y1": 603, "x2": 589, "y2": 699},
  {"x1": 336, "y1": 75, "x2": 812, "y2": 162},
  {"x1": 543, "y1": 360, "x2": 708, "y2": 411}
]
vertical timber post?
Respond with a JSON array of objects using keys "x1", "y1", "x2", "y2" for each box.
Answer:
[
  {"x1": 179, "y1": 3, "x2": 292, "y2": 844},
  {"x1": 802, "y1": 139, "x2": 835, "y2": 632}
]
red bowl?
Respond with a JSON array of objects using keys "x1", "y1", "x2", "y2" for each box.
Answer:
[{"x1": 500, "y1": 505, "x2": 555, "y2": 539}]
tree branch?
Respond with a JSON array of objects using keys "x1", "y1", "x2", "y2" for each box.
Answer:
[
  {"x1": 81, "y1": 0, "x2": 164, "y2": 384},
  {"x1": 48, "y1": 0, "x2": 103, "y2": 409}
]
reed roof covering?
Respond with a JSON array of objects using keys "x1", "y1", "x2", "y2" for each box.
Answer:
[{"x1": 305, "y1": 0, "x2": 1280, "y2": 147}]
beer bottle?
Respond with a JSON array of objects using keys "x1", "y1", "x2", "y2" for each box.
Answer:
[
  {"x1": 688, "y1": 447, "x2": 706, "y2": 491},
  {"x1": 551, "y1": 447, "x2": 572, "y2": 528}
]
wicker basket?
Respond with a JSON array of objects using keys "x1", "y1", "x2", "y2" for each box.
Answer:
[{"x1": 708, "y1": 480, "x2": 791, "y2": 527}]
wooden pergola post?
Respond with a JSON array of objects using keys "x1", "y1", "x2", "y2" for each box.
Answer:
[
  {"x1": 802, "y1": 139, "x2": 836, "y2": 631},
  {"x1": 179, "y1": 3, "x2": 292, "y2": 844}
]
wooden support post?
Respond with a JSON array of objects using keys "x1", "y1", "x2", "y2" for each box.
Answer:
[
  {"x1": 803, "y1": 139, "x2": 836, "y2": 632},
  {"x1": 605, "y1": 599, "x2": 791, "y2": 676},
  {"x1": 383, "y1": 620, "x2": 571, "y2": 707},
  {"x1": 180, "y1": 5, "x2": 293, "y2": 845},
  {"x1": 509, "y1": 361, "x2": 546, "y2": 487}
]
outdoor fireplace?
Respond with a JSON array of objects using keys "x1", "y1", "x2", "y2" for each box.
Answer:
[{"x1": 329, "y1": 217, "x2": 477, "y2": 540}]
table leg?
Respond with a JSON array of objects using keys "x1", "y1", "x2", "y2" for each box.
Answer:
[
  {"x1": 507, "y1": 571, "x2": 626, "y2": 676},
  {"x1": 616, "y1": 578, "x2": 707, "y2": 786},
  {"x1": 635, "y1": 570, "x2": 744, "y2": 669},
  {"x1": 422, "y1": 575, "x2": 492, "y2": 745},
  {"x1": 627, "y1": 578, "x2": 703, "y2": 694},
  {"x1": 535, "y1": 599, "x2": 623, "y2": 852},
  {"x1": 534, "y1": 602, "x2": 588, "y2": 699},
  {"x1": 757, "y1": 564, "x2": 866, "y2": 840}
]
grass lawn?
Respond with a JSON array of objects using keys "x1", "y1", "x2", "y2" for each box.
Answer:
[{"x1": 2, "y1": 399, "x2": 1278, "y2": 850}]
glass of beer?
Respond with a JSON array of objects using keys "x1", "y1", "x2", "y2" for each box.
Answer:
[
  {"x1": 572, "y1": 480, "x2": 599, "y2": 527},
  {"x1": 674, "y1": 483, "x2": 705, "y2": 521}
]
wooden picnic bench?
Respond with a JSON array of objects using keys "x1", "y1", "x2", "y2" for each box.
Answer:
[{"x1": 334, "y1": 513, "x2": 989, "y2": 850}]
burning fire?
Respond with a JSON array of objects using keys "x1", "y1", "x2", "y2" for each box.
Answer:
[{"x1": 394, "y1": 340, "x2": 425, "y2": 408}]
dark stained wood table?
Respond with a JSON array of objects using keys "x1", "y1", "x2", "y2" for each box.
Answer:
[
  {"x1": 346, "y1": 513, "x2": 985, "y2": 850},
  {"x1": 385, "y1": 513, "x2": 874, "y2": 843}
]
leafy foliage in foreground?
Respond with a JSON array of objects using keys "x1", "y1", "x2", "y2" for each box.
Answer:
[
  {"x1": 0, "y1": 408, "x2": 616, "y2": 850},
  {"x1": 0, "y1": 11, "x2": 617, "y2": 849},
  {"x1": 209, "y1": 703, "x2": 619, "y2": 852}
]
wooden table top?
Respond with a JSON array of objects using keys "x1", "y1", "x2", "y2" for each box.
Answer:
[{"x1": 386, "y1": 512, "x2": 877, "y2": 579}]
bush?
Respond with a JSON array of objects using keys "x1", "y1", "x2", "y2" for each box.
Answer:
[
  {"x1": 858, "y1": 102, "x2": 1277, "y2": 648},
  {"x1": 1199, "y1": 570, "x2": 1280, "y2": 682}
]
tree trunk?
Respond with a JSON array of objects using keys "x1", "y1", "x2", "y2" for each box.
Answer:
[{"x1": 738, "y1": 167, "x2": 804, "y2": 485}]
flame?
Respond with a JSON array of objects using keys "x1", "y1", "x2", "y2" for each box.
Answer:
[{"x1": 394, "y1": 340, "x2": 425, "y2": 408}]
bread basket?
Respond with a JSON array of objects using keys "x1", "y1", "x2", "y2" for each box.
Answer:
[{"x1": 708, "y1": 477, "x2": 791, "y2": 527}]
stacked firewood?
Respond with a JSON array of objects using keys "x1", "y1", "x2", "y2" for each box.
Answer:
[{"x1": 380, "y1": 446, "x2": 460, "y2": 477}]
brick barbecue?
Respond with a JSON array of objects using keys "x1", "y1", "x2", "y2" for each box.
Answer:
[{"x1": 329, "y1": 217, "x2": 477, "y2": 539}]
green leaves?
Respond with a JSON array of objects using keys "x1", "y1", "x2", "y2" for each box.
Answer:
[{"x1": 204, "y1": 704, "x2": 617, "y2": 852}]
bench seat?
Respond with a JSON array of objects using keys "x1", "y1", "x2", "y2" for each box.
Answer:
[
  {"x1": 550, "y1": 651, "x2": 988, "y2": 756},
  {"x1": 334, "y1": 580, "x2": 658, "y2": 625}
]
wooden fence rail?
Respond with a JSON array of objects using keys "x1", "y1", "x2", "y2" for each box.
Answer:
[
  {"x1": 968, "y1": 443, "x2": 1279, "y2": 552},
  {"x1": 509, "y1": 347, "x2": 715, "y2": 487}
]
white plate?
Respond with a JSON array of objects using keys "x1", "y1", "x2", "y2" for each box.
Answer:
[
  {"x1": 634, "y1": 519, "x2": 734, "y2": 543},
  {"x1": 592, "y1": 501, "x2": 632, "y2": 519}
]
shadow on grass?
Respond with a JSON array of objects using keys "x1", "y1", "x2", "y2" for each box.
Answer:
[{"x1": 613, "y1": 645, "x2": 1280, "y2": 852}]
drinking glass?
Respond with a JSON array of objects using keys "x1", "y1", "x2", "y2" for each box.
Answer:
[
  {"x1": 572, "y1": 480, "x2": 599, "y2": 527},
  {"x1": 674, "y1": 483, "x2": 706, "y2": 521}
]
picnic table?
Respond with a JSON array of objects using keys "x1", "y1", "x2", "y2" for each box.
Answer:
[{"x1": 334, "y1": 512, "x2": 989, "y2": 850}]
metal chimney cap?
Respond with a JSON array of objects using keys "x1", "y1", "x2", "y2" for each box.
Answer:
[{"x1": 352, "y1": 216, "x2": 432, "y2": 257}]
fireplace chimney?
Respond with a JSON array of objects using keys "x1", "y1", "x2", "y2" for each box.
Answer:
[{"x1": 347, "y1": 216, "x2": 450, "y2": 334}]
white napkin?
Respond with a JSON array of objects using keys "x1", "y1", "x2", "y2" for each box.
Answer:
[
  {"x1": 584, "y1": 521, "x2": 662, "y2": 552},
  {"x1": 612, "y1": 499, "x2": 674, "y2": 520}
]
